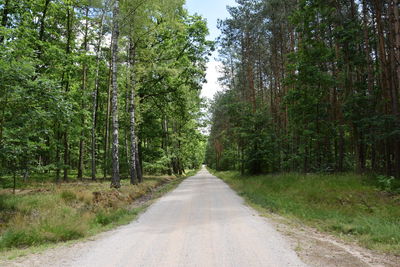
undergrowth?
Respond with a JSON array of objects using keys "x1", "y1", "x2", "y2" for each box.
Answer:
[
  {"x1": 210, "y1": 170, "x2": 400, "y2": 255},
  {"x1": 0, "y1": 169, "x2": 197, "y2": 254}
]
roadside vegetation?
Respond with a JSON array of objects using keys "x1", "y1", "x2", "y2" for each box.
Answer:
[
  {"x1": 0, "y1": 0, "x2": 210, "y2": 190},
  {"x1": 0, "y1": 0, "x2": 208, "y2": 255},
  {"x1": 205, "y1": 0, "x2": 400, "y2": 256},
  {"x1": 206, "y1": 1, "x2": 400, "y2": 181},
  {"x1": 0, "y1": 170, "x2": 197, "y2": 255},
  {"x1": 210, "y1": 169, "x2": 400, "y2": 255}
]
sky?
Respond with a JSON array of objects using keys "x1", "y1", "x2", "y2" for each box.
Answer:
[{"x1": 184, "y1": 0, "x2": 237, "y2": 99}]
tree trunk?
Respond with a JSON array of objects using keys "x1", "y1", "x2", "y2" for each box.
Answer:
[
  {"x1": 110, "y1": 0, "x2": 121, "y2": 188},
  {"x1": 371, "y1": 0, "x2": 391, "y2": 175},
  {"x1": 362, "y1": 0, "x2": 374, "y2": 93},
  {"x1": 13, "y1": 172, "x2": 16, "y2": 195},
  {"x1": 78, "y1": 6, "x2": 89, "y2": 180},
  {"x1": 63, "y1": 5, "x2": 73, "y2": 182},
  {"x1": 39, "y1": 0, "x2": 51, "y2": 42},
  {"x1": 162, "y1": 117, "x2": 172, "y2": 175},
  {"x1": 55, "y1": 122, "x2": 61, "y2": 182},
  {"x1": 63, "y1": 132, "x2": 69, "y2": 182},
  {"x1": 35, "y1": 0, "x2": 51, "y2": 65},
  {"x1": 135, "y1": 147, "x2": 143, "y2": 183},
  {"x1": 128, "y1": 38, "x2": 138, "y2": 185},
  {"x1": 103, "y1": 39, "x2": 113, "y2": 179},
  {"x1": 394, "y1": 0, "x2": 400, "y2": 88},
  {"x1": 137, "y1": 135, "x2": 143, "y2": 182},
  {"x1": 91, "y1": 10, "x2": 105, "y2": 181},
  {"x1": 391, "y1": 0, "x2": 400, "y2": 178},
  {"x1": 0, "y1": 89, "x2": 7, "y2": 144},
  {"x1": 354, "y1": 127, "x2": 366, "y2": 173},
  {"x1": 338, "y1": 128, "x2": 345, "y2": 172},
  {"x1": 374, "y1": 0, "x2": 391, "y2": 107}
]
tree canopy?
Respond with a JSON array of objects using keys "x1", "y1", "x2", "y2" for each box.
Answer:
[
  {"x1": 206, "y1": 0, "x2": 400, "y2": 180},
  {"x1": 0, "y1": 0, "x2": 213, "y2": 187}
]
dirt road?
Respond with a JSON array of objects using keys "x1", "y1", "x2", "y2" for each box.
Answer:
[{"x1": 7, "y1": 167, "x2": 307, "y2": 267}]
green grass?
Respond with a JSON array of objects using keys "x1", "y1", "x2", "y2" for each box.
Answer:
[
  {"x1": 0, "y1": 169, "x2": 197, "y2": 256},
  {"x1": 209, "y1": 169, "x2": 400, "y2": 254}
]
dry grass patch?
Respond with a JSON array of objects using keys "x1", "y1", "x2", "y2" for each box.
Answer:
[{"x1": 0, "y1": 174, "x2": 188, "y2": 252}]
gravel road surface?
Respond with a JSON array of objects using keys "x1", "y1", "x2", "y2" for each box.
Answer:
[{"x1": 7, "y1": 167, "x2": 307, "y2": 267}]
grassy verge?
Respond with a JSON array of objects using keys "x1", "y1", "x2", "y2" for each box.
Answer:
[
  {"x1": 209, "y1": 169, "x2": 400, "y2": 255},
  {"x1": 0, "y1": 169, "x2": 198, "y2": 258}
]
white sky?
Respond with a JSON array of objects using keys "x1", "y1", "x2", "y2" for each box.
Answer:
[
  {"x1": 185, "y1": 0, "x2": 237, "y2": 100},
  {"x1": 202, "y1": 61, "x2": 223, "y2": 99}
]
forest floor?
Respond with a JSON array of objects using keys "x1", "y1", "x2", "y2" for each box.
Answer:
[
  {"x1": 1, "y1": 167, "x2": 307, "y2": 267},
  {"x1": 0, "y1": 170, "x2": 197, "y2": 260},
  {"x1": 2, "y1": 167, "x2": 399, "y2": 266},
  {"x1": 209, "y1": 169, "x2": 400, "y2": 266},
  {"x1": 0, "y1": 169, "x2": 400, "y2": 267}
]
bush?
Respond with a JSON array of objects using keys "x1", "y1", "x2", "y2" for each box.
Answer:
[
  {"x1": 94, "y1": 209, "x2": 130, "y2": 226},
  {"x1": 0, "y1": 230, "x2": 41, "y2": 249},
  {"x1": 41, "y1": 224, "x2": 84, "y2": 242},
  {"x1": 377, "y1": 175, "x2": 396, "y2": 192},
  {"x1": 60, "y1": 190, "x2": 76, "y2": 202}
]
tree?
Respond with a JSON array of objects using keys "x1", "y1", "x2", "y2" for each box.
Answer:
[
  {"x1": 208, "y1": 0, "x2": 400, "y2": 180},
  {"x1": 110, "y1": 0, "x2": 121, "y2": 188},
  {"x1": 0, "y1": 0, "x2": 210, "y2": 187}
]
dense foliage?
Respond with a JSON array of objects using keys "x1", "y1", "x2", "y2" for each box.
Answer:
[
  {"x1": 206, "y1": 0, "x2": 400, "y2": 180},
  {"x1": 0, "y1": 0, "x2": 212, "y2": 187}
]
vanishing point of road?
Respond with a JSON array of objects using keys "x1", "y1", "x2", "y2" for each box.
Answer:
[{"x1": 10, "y1": 167, "x2": 307, "y2": 267}]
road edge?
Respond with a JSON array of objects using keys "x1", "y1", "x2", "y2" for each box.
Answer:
[
  {"x1": 0, "y1": 169, "x2": 199, "y2": 262},
  {"x1": 207, "y1": 167, "x2": 400, "y2": 267}
]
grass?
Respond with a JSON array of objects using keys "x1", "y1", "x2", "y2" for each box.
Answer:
[
  {"x1": 0, "y1": 169, "x2": 198, "y2": 258},
  {"x1": 209, "y1": 169, "x2": 400, "y2": 255}
]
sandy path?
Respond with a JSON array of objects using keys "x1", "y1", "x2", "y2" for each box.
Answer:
[{"x1": 5, "y1": 167, "x2": 307, "y2": 267}]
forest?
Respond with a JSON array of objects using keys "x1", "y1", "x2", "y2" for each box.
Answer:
[
  {"x1": 206, "y1": 0, "x2": 400, "y2": 182},
  {"x1": 0, "y1": 0, "x2": 212, "y2": 188},
  {"x1": 1, "y1": 0, "x2": 400, "y2": 259}
]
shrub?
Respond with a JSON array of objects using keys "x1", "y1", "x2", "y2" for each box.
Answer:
[
  {"x1": 94, "y1": 209, "x2": 128, "y2": 226},
  {"x1": 60, "y1": 190, "x2": 76, "y2": 202},
  {"x1": 0, "y1": 230, "x2": 41, "y2": 249}
]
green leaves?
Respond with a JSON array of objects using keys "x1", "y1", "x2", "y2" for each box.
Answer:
[
  {"x1": 208, "y1": 0, "x2": 398, "y2": 176},
  {"x1": 0, "y1": 0, "x2": 213, "y2": 181}
]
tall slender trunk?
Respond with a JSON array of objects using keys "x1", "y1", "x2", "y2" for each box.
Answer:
[
  {"x1": 0, "y1": 88, "x2": 7, "y2": 144},
  {"x1": 372, "y1": 0, "x2": 390, "y2": 174},
  {"x1": 374, "y1": 0, "x2": 390, "y2": 104},
  {"x1": 63, "y1": 5, "x2": 73, "y2": 182},
  {"x1": 39, "y1": 0, "x2": 51, "y2": 42},
  {"x1": 78, "y1": 6, "x2": 89, "y2": 180},
  {"x1": 136, "y1": 146, "x2": 143, "y2": 183},
  {"x1": 110, "y1": 0, "x2": 120, "y2": 188},
  {"x1": 391, "y1": 0, "x2": 400, "y2": 178},
  {"x1": 128, "y1": 38, "x2": 139, "y2": 185},
  {"x1": 124, "y1": 73, "x2": 130, "y2": 172},
  {"x1": 394, "y1": 0, "x2": 400, "y2": 88},
  {"x1": 91, "y1": 10, "x2": 105, "y2": 181},
  {"x1": 162, "y1": 117, "x2": 172, "y2": 175},
  {"x1": 244, "y1": 34, "x2": 256, "y2": 112},
  {"x1": 103, "y1": 39, "x2": 113, "y2": 179},
  {"x1": 362, "y1": 0, "x2": 374, "y2": 93},
  {"x1": 55, "y1": 123, "x2": 61, "y2": 182},
  {"x1": 34, "y1": 0, "x2": 51, "y2": 68}
]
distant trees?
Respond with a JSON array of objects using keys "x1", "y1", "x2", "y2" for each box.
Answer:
[
  {"x1": 0, "y1": 0, "x2": 212, "y2": 186},
  {"x1": 207, "y1": 0, "x2": 400, "y2": 179}
]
